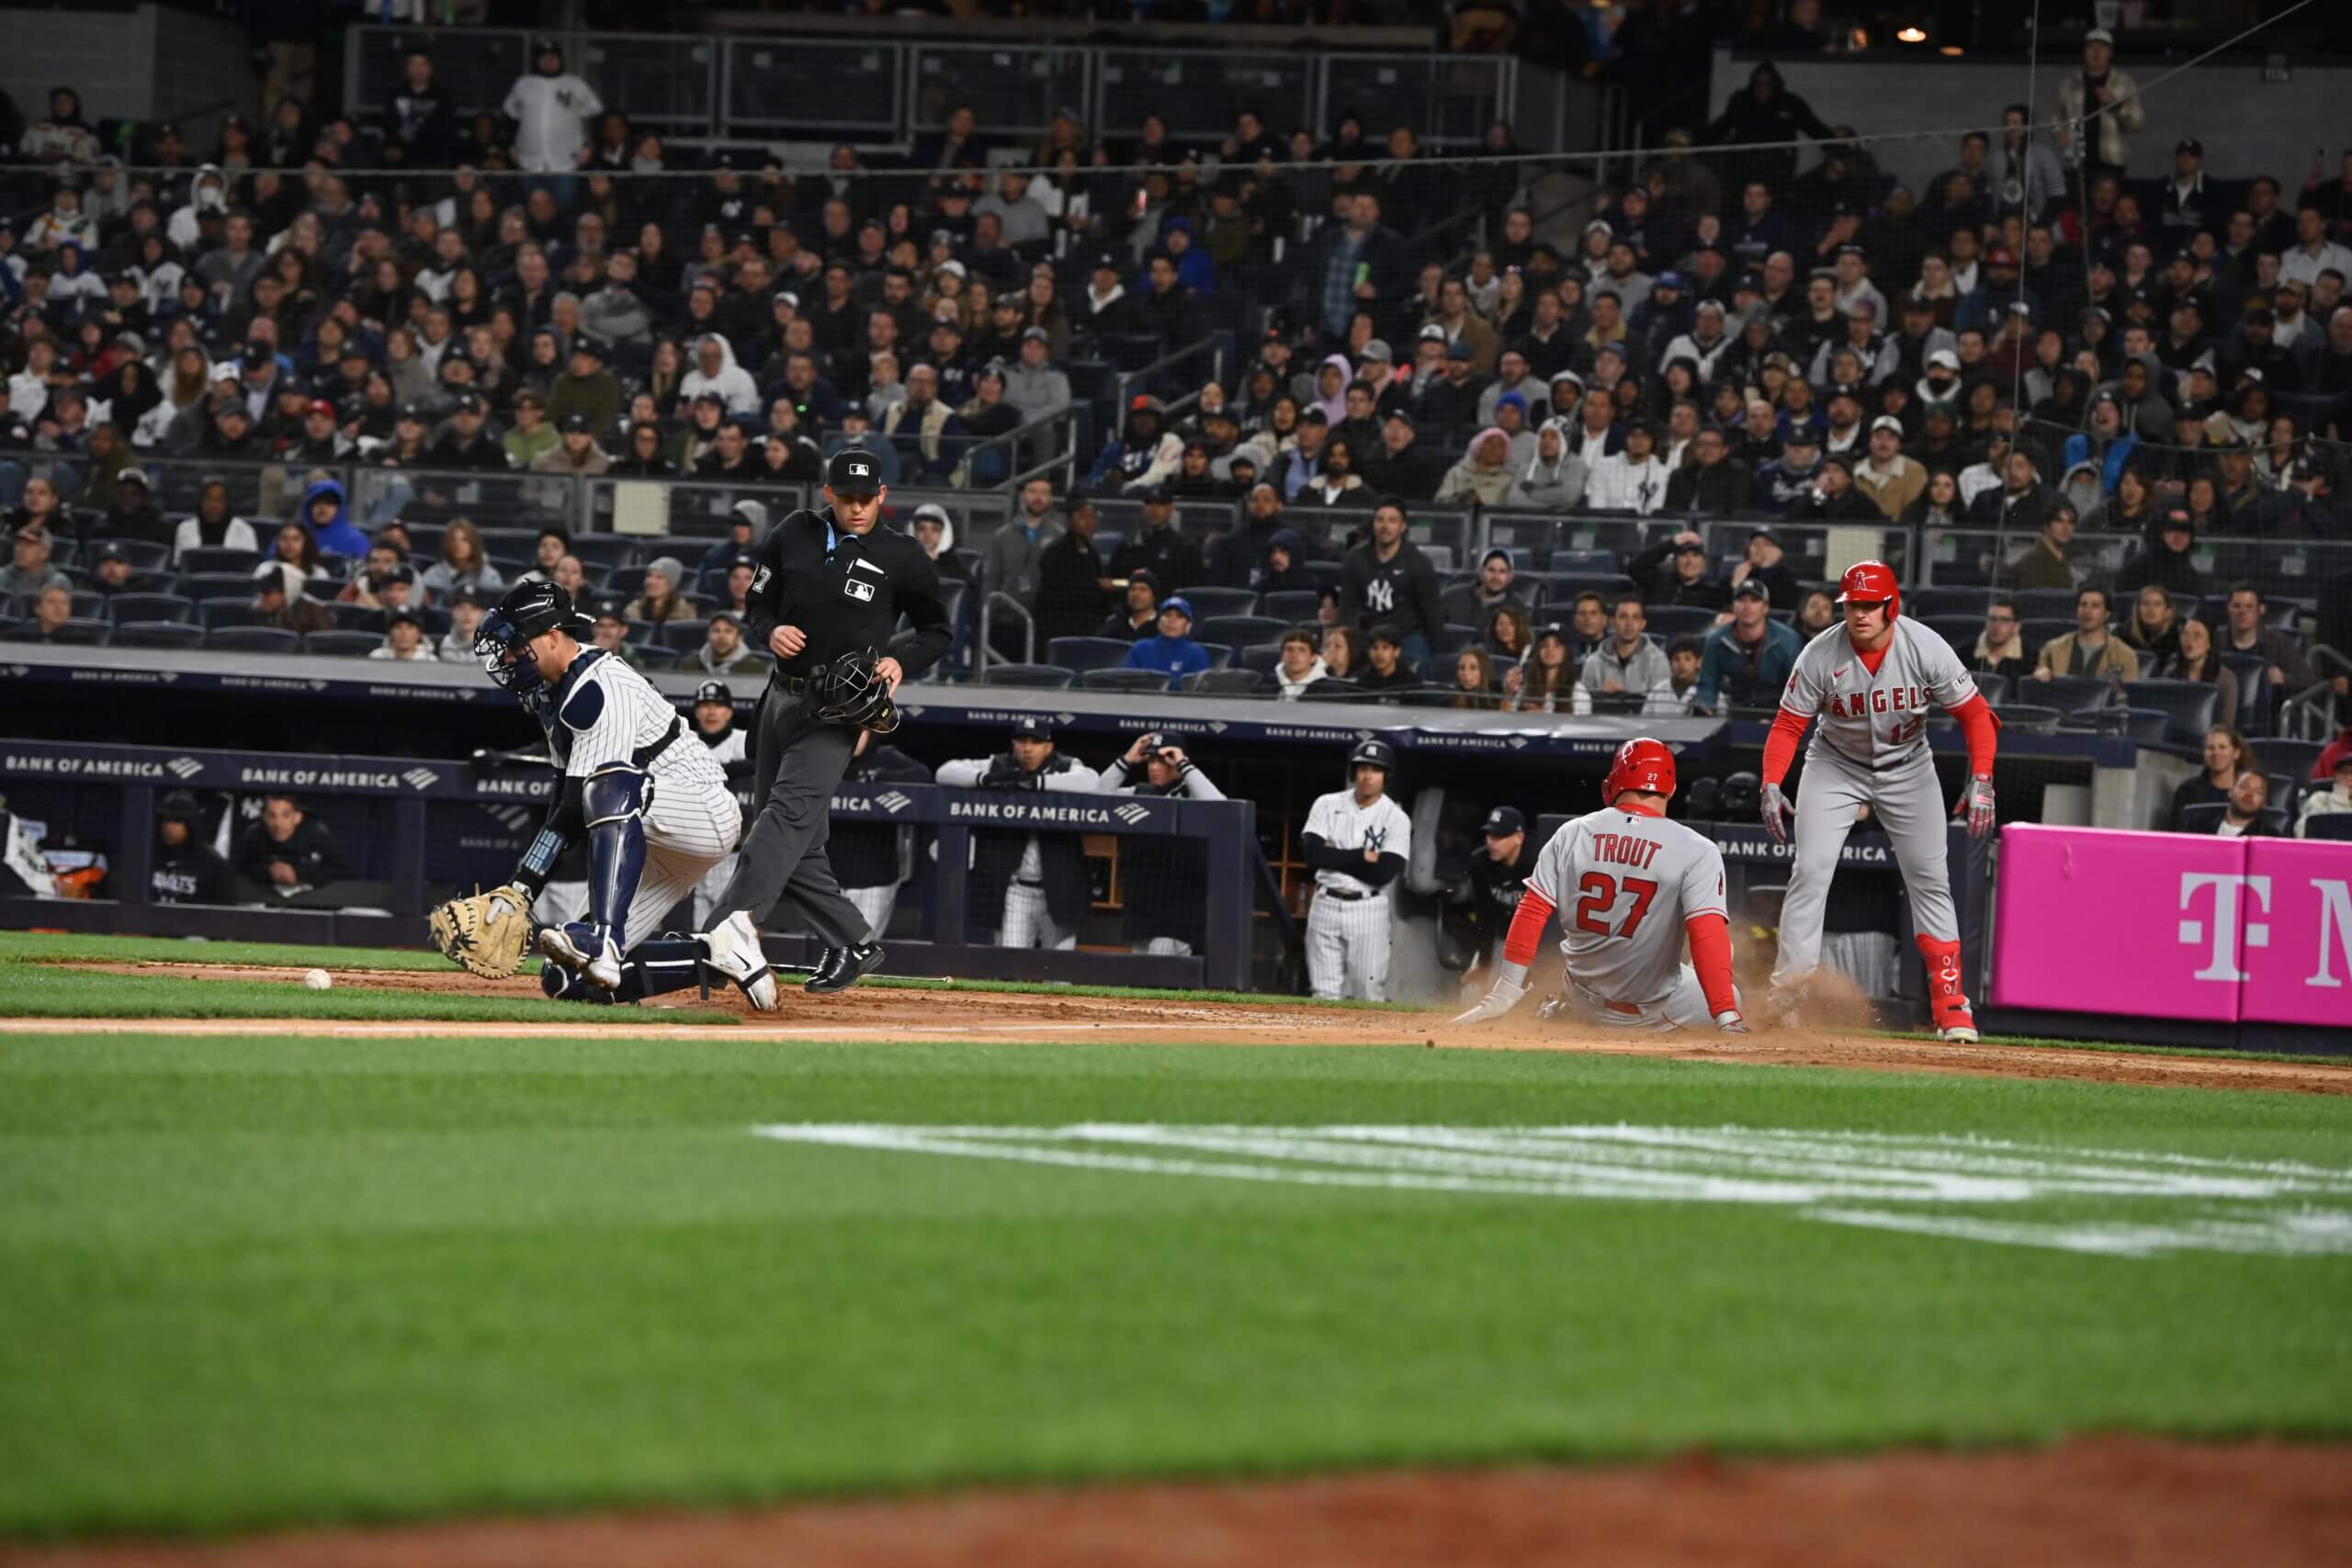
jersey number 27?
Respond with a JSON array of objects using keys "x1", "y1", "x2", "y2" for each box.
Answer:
[{"x1": 1575, "y1": 872, "x2": 1657, "y2": 939}]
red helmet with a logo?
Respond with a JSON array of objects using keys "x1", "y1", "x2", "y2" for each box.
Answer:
[
  {"x1": 1835, "y1": 559, "x2": 1902, "y2": 620},
  {"x1": 1603, "y1": 738, "x2": 1678, "y2": 804}
]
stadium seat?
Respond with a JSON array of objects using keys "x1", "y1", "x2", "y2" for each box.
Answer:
[
  {"x1": 327, "y1": 602, "x2": 386, "y2": 632},
  {"x1": 1299, "y1": 678, "x2": 1365, "y2": 701},
  {"x1": 2030, "y1": 675, "x2": 2117, "y2": 719},
  {"x1": 206, "y1": 626, "x2": 301, "y2": 655},
  {"x1": 978, "y1": 662, "x2": 1076, "y2": 689},
  {"x1": 1644, "y1": 605, "x2": 1722, "y2": 640},
  {"x1": 1195, "y1": 642, "x2": 1233, "y2": 670},
  {"x1": 2120, "y1": 680, "x2": 2219, "y2": 749},
  {"x1": 68, "y1": 591, "x2": 107, "y2": 621},
  {"x1": 106, "y1": 592, "x2": 196, "y2": 625},
  {"x1": 1258, "y1": 590, "x2": 1321, "y2": 624},
  {"x1": 198, "y1": 602, "x2": 258, "y2": 632},
  {"x1": 89, "y1": 538, "x2": 171, "y2": 574},
  {"x1": 1923, "y1": 615, "x2": 1982, "y2": 656},
  {"x1": 179, "y1": 547, "x2": 261, "y2": 578},
  {"x1": 112, "y1": 622, "x2": 206, "y2": 651},
  {"x1": 301, "y1": 630, "x2": 387, "y2": 658},
  {"x1": 1080, "y1": 669, "x2": 1170, "y2": 694},
  {"x1": 1199, "y1": 615, "x2": 1286, "y2": 648},
  {"x1": 2306, "y1": 814, "x2": 2352, "y2": 841},
  {"x1": 1046, "y1": 636, "x2": 1136, "y2": 673},
  {"x1": 2177, "y1": 802, "x2": 2289, "y2": 836},
  {"x1": 605, "y1": 567, "x2": 648, "y2": 599},
  {"x1": 1237, "y1": 643, "x2": 1283, "y2": 675},
  {"x1": 1909, "y1": 587, "x2": 2000, "y2": 620},
  {"x1": 2011, "y1": 589, "x2": 2080, "y2": 622},
  {"x1": 570, "y1": 536, "x2": 639, "y2": 571},
  {"x1": 2221, "y1": 652, "x2": 2274, "y2": 732},
  {"x1": 2019, "y1": 618, "x2": 2072, "y2": 654},
  {"x1": 1547, "y1": 549, "x2": 1619, "y2": 575},
  {"x1": 1179, "y1": 586, "x2": 1260, "y2": 621},
  {"x1": 177, "y1": 572, "x2": 259, "y2": 604},
  {"x1": 658, "y1": 619, "x2": 709, "y2": 654},
  {"x1": 33, "y1": 617, "x2": 113, "y2": 646},
  {"x1": 1185, "y1": 669, "x2": 1265, "y2": 694}
]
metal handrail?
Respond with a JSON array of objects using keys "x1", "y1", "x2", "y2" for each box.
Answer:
[
  {"x1": 1111, "y1": 333, "x2": 1229, "y2": 419},
  {"x1": 2278, "y1": 646, "x2": 2351, "y2": 741},
  {"x1": 974, "y1": 591, "x2": 1035, "y2": 679},
  {"x1": 947, "y1": 408, "x2": 1075, "y2": 491}
]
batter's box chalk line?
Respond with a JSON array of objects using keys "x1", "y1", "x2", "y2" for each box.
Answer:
[{"x1": 747, "y1": 1122, "x2": 2352, "y2": 1260}]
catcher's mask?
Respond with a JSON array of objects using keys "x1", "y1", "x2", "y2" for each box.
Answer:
[
  {"x1": 476, "y1": 581, "x2": 584, "y2": 701},
  {"x1": 811, "y1": 646, "x2": 899, "y2": 732}
]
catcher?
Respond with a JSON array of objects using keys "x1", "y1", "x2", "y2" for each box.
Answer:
[{"x1": 431, "y1": 581, "x2": 773, "y2": 1008}]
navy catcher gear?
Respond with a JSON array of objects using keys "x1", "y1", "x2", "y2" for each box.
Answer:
[
  {"x1": 583, "y1": 763, "x2": 650, "y2": 940},
  {"x1": 476, "y1": 581, "x2": 586, "y2": 702}
]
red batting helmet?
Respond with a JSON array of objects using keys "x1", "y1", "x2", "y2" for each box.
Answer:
[
  {"x1": 1835, "y1": 558, "x2": 1902, "y2": 620},
  {"x1": 1603, "y1": 738, "x2": 1677, "y2": 804}
]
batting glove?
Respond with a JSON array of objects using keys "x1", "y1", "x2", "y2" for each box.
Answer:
[
  {"x1": 1962, "y1": 773, "x2": 1996, "y2": 840},
  {"x1": 1451, "y1": 975, "x2": 1527, "y2": 1026},
  {"x1": 1759, "y1": 781, "x2": 1792, "y2": 846},
  {"x1": 1713, "y1": 1010, "x2": 1749, "y2": 1034}
]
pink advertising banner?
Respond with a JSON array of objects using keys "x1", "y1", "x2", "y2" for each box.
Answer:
[
  {"x1": 1992, "y1": 825, "x2": 2352, "y2": 1027},
  {"x1": 1991, "y1": 825, "x2": 2245, "y2": 1021},
  {"x1": 2241, "y1": 840, "x2": 2352, "y2": 1028}
]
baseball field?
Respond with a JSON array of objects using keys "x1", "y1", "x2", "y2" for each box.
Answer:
[{"x1": 2, "y1": 931, "x2": 2348, "y2": 1565}]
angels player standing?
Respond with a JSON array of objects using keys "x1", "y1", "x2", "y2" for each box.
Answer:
[
  {"x1": 1300, "y1": 740, "x2": 1412, "y2": 1001},
  {"x1": 1761, "y1": 560, "x2": 1997, "y2": 1041},
  {"x1": 1453, "y1": 738, "x2": 1745, "y2": 1032}
]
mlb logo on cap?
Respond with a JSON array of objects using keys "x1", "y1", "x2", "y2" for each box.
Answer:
[{"x1": 826, "y1": 449, "x2": 882, "y2": 491}]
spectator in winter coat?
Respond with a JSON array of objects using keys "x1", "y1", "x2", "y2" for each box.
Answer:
[
  {"x1": 1661, "y1": 427, "x2": 1752, "y2": 514},
  {"x1": 1338, "y1": 500, "x2": 1446, "y2": 668},
  {"x1": 1106, "y1": 488, "x2": 1204, "y2": 593},
  {"x1": 1693, "y1": 581, "x2": 1802, "y2": 714},
  {"x1": 234, "y1": 795, "x2": 355, "y2": 899},
  {"x1": 1087, "y1": 394, "x2": 1183, "y2": 493},
  {"x1": 1513, "y1": 418, "x2": 1588, "y2": 509},
  {"x1": 1441, "y1": 547, "x2": 1532, "y2": 626},
  {"x1": 1584, "y1": 419, "x2": 1671, "y2": 514},
  {"x1": 1434, "y1": 428, "x2": 1520, "y2": 506},
  {"x1": 1034, "y1": 497, "x2": 1115, "y2": 644},
  {"x1": 2033, "y1": 585, "x2": 2141, "y2": 682},
  {"x1": 1628, "y1": 531, "x2": 1732, "y2": 612},
  {"x1": 1852, "y1": 416, "x2": 1927, "y2": 520},
  {"x1": 678, "y1": 333, "x2": 759, "y2": 415},
  {"x1": 1574, "y1": 596, "x2": 1678, "y2": 716},
  {"x1": 1124, "y1": 597, "x2": 1212, "y2": 678}
]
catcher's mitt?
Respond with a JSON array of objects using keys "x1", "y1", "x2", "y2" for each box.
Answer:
[
  {"x1": 810, "y1": 647, "x2": 899, "y2": 732},
  {"x1": 429, "y1": 884, "x2": 535, "y2": 979}
]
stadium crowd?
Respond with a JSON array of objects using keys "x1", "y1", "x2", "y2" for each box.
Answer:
[{"x1": 0, "y1": 26, "x2": 2349, "y2": 827}]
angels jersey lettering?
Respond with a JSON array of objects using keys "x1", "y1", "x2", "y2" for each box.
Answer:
[
  {"x1": 1526, "y1": 808, "x2": 1726, "y2": 1006},
  {"x1": 1777, "y1": 618, "x2": 1976, "y2": 770}
]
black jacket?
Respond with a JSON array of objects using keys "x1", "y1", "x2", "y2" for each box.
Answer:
[
  {"x1": 233, "y1": 816, "x2": 354, "y2": 893},
  {"x1": 152, "y1": 841, "x2": 234, "y2": 904},
  {"x1": 1034, "y1": 528, "x2": 1113, "y2": 645},
  {"x1": 741, "y1": 505, "x2": 951, "y2": 683},
  {"x1": 1106, "y1": 521, "x2": 1205, "y2": 594},
  {"x1": 1339, "y1": 540, "x2": 1446, "y2": 645}
]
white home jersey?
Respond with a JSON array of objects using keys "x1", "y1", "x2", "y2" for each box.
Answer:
[
  {"x1": 1777, "y1": 617, "x2": 1977, "y2": 771},
  {"x1": 1303, "y1": 788, "x2": 1413, "y2": 894},
  {"x1": 555, "y1": 650, "x2": 729, "y2": 799},
  {"x1": 1526, "y1": 807, "x2": 1726, "y2": 1006}
]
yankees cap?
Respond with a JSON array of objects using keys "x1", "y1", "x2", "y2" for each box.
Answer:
[
  {"x1": 694, "y1": 680, "x2": 733, "y2": 705},
  {"x1": 826, "y1": 448, "x2": 883, "y2": 492},
  {"x1": 1481, "y1": 805, "x2": 1526, "y2": 838},
  {"x1": 1011, "y1": 715, "x2": 1054, "y2": 740}
]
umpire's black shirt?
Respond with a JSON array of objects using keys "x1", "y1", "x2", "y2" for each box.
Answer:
[{"x1": 743, "y1": 505, "x2": 953, "y2": 683}]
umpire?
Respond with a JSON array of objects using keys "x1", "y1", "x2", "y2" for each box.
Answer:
[{"x1": 706, "y1": 448, "x2": 952, "y2": 993}]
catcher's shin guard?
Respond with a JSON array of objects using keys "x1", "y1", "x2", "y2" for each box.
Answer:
[
  {"x1": 613, "y1": 937, "x2": 707, "y2": 1002},
  {"x1": 1915, "y1": 935, "x2": 1978, "y2": 1043},
  {"x1": 541, "y1": 958, "x2": 616, "y2": 1005},
  {"x1": 583, "y1": 764, "x2": 649, "y2": 956}
]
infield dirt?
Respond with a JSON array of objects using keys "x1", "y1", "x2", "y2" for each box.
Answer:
[
  {"x1": 11, "y1": 1438, "x2": 2346, "y2": 1568},
  {"x1": 17, "y1": 960, "x2": 2352, "y2": 1097}
]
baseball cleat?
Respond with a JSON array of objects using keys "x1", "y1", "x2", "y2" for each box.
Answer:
[
  {"x1": 701, "y1": 911, "x2": 778, "y2": 1010},
  {"x1": 540, "y1": 922, "x2": 623, "y2": 988},
  {"x1": 1936, "y1": 1008, "x2": 1981, "y2": 1043},
  {"x1": 807, "y1": 942, "x2": 885, "y2": 995}
]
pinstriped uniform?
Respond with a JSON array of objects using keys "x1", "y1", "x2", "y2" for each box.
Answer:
[
  {"x1": 689, "y1": 726, "x2": 752, "y2": 930},
  {"x1": 559, "y1": 651, "x2": 744, "y2": 951},
  {"x1": 1302, "y1": 788, "x2": 1412, "y2": 1001}
]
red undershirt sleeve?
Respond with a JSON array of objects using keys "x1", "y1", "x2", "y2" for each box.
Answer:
[
  {"x1": 1946, "y1": 692, "x2": 1999, "y2": 775},
  {"x1": 1761, "y1": 707, "x2": 1810, "y2": 787},
  {"x1": 1684, "y1": 913, "x2": 1737, "y2": 1017},
  {"x1": 1501, "y1": 891, "x2": 1555, "y2": 968}
]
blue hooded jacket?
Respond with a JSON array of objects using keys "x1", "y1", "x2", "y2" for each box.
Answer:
[{"x1": 300, "y1": 478, "x2": 369, "y2": 558}]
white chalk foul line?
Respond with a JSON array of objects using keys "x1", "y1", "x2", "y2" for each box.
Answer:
[{"x1": 747, "y1": 1123, "x2": 2352, "y2": 1259}]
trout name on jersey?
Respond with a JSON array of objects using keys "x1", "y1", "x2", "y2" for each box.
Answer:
[
  {"x1": 1826, "y1": 683, "x2": 1930, "y2": 718},
  {"x1": 1589, "y1": 830, "x2": 1664, "y2": 870}
]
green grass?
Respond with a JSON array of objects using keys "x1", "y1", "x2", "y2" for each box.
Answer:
[
  {"x1": 0, "y1": 964, "x2": 735, "y2": 1027},
  {"x1": 0, "y1": 1031, "x2": 2346, "y2": 1539}
]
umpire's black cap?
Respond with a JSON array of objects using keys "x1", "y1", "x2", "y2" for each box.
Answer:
[
  {"x1": 825, "y1": 447, "x2": 884, "y2": 493},
  {"x1": 694, "y1": 680, "x2": 732, "y2": 706},
  {"x1": 1011, "y1": 715, "x2": 1054, "y2": 741}
]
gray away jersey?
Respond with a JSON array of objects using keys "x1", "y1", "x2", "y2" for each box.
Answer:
[
  {"x1": 1777, "y1": 617, "x2": 1977, "y2": 770},
  {"x1": 1525, "y1": 807, "x2": 1726, "y2": 1006}
]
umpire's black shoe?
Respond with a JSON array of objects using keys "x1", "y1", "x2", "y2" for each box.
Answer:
[{"x1": 806, "y1": 942, "x2": 885, "y2": 995}]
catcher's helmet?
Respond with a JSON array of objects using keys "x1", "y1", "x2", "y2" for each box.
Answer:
[
  {"x1": 476, "y1": 581, "x2": 585, "y2": 700},
  {"x1": 1602, "y1": 737, "x2": 1677, "y2": 804},
  {"x1": 1835, "y1": 558, "x2": 1902, "y2": 619},
  {"x1": 1718, "y1": 770, "x2": 1762, "y2": 818},
  {"x1": 1349, "y1": 738, "x2": 1395, "y2": 774}
]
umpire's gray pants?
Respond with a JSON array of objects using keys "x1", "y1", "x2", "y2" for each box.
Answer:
[{"x1": 706, "y1": 693, "x2": 871, "y2": 947}]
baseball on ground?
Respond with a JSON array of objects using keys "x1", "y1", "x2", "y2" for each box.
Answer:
[{"x1": 303, "y1": 969, "x2": 333, "y2": 992}]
